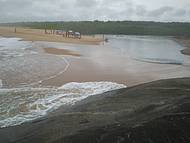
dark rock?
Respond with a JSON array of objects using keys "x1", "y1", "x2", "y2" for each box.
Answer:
[{"x1": 0, "y1": 78, "x2": 190, "y2": 143}]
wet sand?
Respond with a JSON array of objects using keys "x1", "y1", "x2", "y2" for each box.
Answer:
[
  {"x1": 44, "y1": 47, "x2": 81, "y2": 57},
  {"x1": 39, "y1": 39, "x2": 190, "y2": 87},
  {"x1": 0, "y1": 26, "x2": 103, "y2": 45}
]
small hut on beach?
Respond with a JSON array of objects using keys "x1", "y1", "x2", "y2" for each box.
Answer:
[
  {"x1": 55, "y1": 30, "x2": 66, "y2": 36},
  {"x1": 74, "y1": 32, "x2": 81, "y2": 39},
  {"x1": 66, "y1": 30, "x2": 81, "y2": 39},
  {"x1": 66, "y1": 30, "x2": 74, "y2": 38}
]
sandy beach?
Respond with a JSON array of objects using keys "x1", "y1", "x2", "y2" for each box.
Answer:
[
  {"x1": 1, "y1": 35, "x2": 190, "y2": 88},
  {"x1": 44, "y1": 47, "x2": 81, "y2": 57},
  {"x1": 0, "y1": 26, "x2": 103, "y2": 45}
]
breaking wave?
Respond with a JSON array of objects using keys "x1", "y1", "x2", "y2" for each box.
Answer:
[{"x1": 0, "y1": 82, "x2": 126, "y2": 128}]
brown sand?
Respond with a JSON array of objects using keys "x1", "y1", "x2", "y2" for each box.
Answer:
[
  {"x1": 44, "y1": 47, "x2": 81, "y2": 57},
  {"x1": 0, "y1": 26, "x2": 103, "y2": 45}
]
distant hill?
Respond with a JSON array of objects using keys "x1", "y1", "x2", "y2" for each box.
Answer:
[{"x1": 1, "y1": 21, "x2": 190, "y2": 36}]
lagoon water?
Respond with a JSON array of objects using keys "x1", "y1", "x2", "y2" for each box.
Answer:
[
  {"x1": 106, "y1": 35, "x2": 185, "y2": 64},
  {"x1": 0, "y1": 35, "x2": 190, "y2": 128}
]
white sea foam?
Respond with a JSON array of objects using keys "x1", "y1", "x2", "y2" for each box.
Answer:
[
  {"x1": 0, "y1": 82, "x2": 126, "y2": 128},
  {"x1": 0, "y1": 37, "x2": 33, "y2": 60}
]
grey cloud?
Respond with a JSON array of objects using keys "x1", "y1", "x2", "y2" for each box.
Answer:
[
  {"x1": 173, "y1": 9, "x2": 187, "y2": 16},
  {"x1": 148, "y1": 6, "x2": 174, "y2": 17},
  {"x1": 75, "y1": 0, "x2": 98, "y2": 8},
  {"x1": 135, "y1": 5, "x2": 147, "y2": 16},
  {"x1": 0, "y1": 0, "x2": 190, "y2": 22}
]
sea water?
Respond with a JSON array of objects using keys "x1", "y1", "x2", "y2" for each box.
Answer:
[
  {"x1": 0, "y1": 37, "x2": 68, "y2": 87},
  {"x1": 0, "y1": 82, "x2": 126, "y2": 128},
  {"x1": 0, "y1": 37, "x2": 33, "y2": 59}
]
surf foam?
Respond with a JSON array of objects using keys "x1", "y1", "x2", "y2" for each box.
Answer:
[
  {"x1": 0, "y1": 82, "x2": 126, "y2": 128},
  {"x1": 0, "y1": 37, "x2": 33, "y2": 60}
]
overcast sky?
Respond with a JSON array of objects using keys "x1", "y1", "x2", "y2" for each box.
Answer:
[{"x1": 0, "y1": 0, "x2": 190, "y2": 23}]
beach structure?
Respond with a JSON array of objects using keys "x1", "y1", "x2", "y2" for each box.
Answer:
[
  {"x1": 66, "y1": 30, "x2": 74, "y2": 38},
  {"x1": 74, "y1": 32, "x2": 81, "y2": 39},
  {"x1": 55, "y1": 30, "x2": 66, "y2": 37},
  {"x1": 66, "y1": 30, "x2": 81, "y2": 39}
]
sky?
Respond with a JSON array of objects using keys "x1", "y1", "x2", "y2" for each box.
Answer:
[{"x1": 0, "y1": 0, "x2": 190, "y2": 23}]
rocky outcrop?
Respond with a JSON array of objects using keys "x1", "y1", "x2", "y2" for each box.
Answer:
[{"x1": 0, "y1": 78, "x2": 190, "y2": 143}]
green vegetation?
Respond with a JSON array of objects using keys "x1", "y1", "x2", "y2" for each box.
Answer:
[{"x1": 1, "y1": 21, "x2": 190, "y2": 36}]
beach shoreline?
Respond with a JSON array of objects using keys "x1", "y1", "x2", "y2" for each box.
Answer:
[
  {"x1": 1, "y1": 34, "x2": 190, "y2": 88},
  {"x1": 0, "y1": 26, "x2": 103, "y2": 45}
]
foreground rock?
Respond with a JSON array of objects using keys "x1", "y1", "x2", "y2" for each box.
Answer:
[{"x1": 0, "y1": 78, "x2": 190, "y2": 143}]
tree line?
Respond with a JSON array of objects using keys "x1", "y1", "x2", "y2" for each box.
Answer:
[{"x1": 1, "y1": 21, "x2": 190, "y2": 36}]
